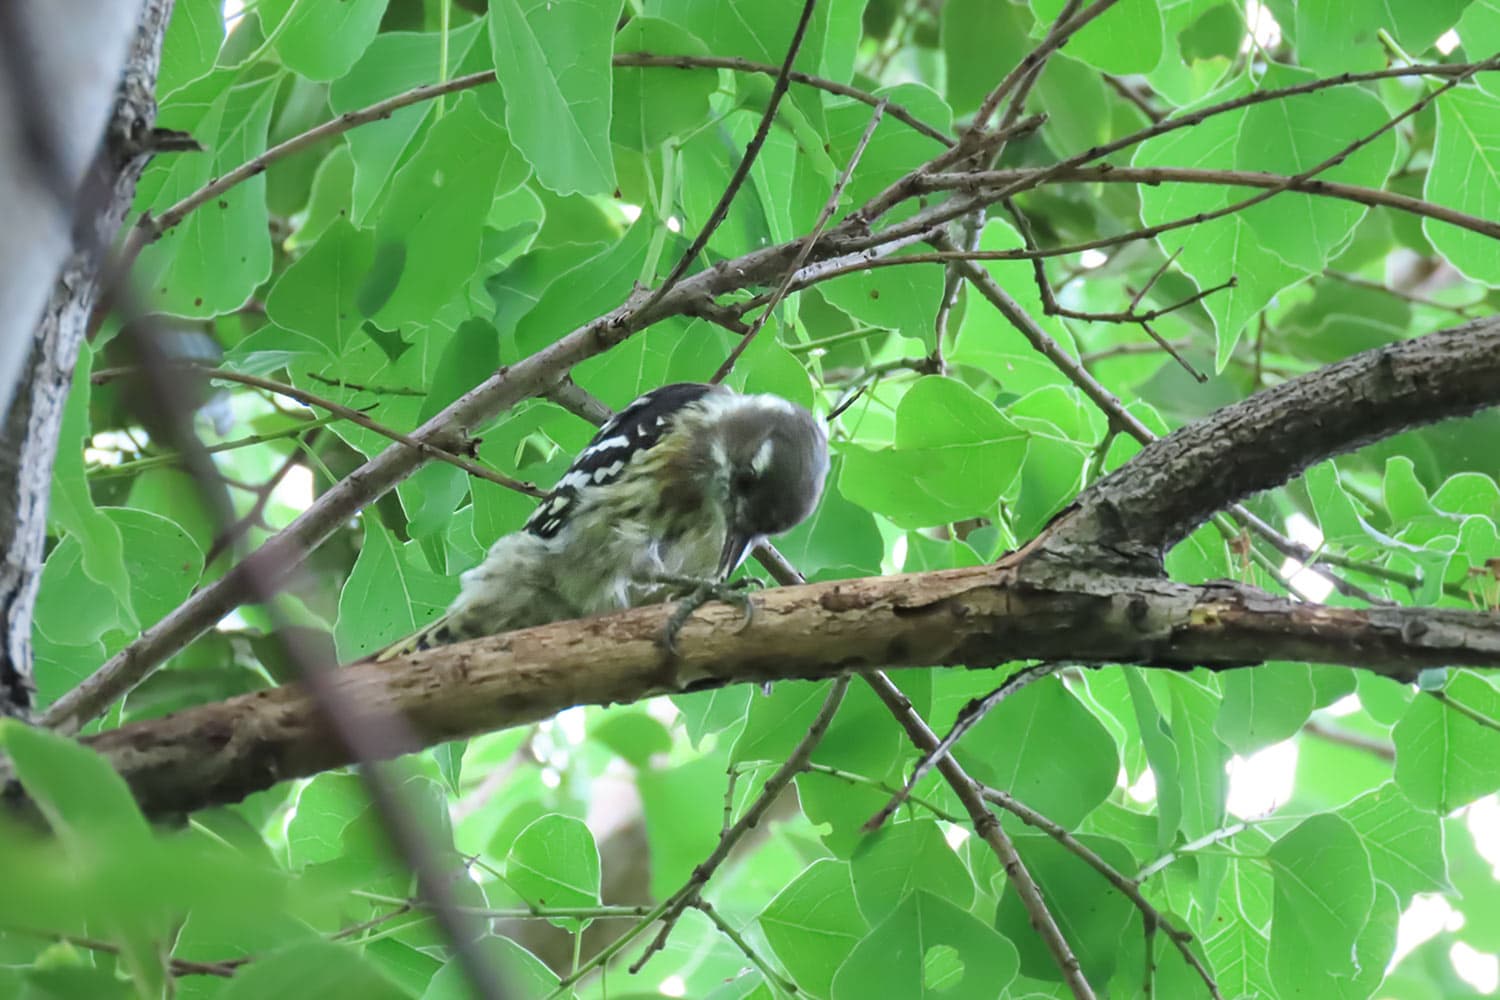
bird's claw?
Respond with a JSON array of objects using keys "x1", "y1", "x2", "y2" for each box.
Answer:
[{"x1": 653, "y1": 576, "x2": 760, "y2": 654}]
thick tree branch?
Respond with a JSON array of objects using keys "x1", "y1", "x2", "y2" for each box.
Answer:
[
  {"x1": 30, "y1": 566, "x2": 1500, "y2": 818},
  {"x1": 1043, "y1": 316, "x2": 1500, "y2": 566}
]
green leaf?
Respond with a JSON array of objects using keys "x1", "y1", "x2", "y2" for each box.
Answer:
[
  {"x1": 1267, "y1": 814, "x2": 1377, "y2": 998},
  {"x1": 956, "y1": 677, "x2": 1118, "y2": 830},
  {"x1": 1124, "y1": 668, "x2": 1182, "y2": 851},
  {"x1": 1337, "y1": 783, "x2": 1448, "y2": 900},
  {"x1": 942, "y1": 0, "x2": 1032, "y2": 116},
  {"x1": 222, "y1": 942, "x2": 408, "y2": 1000},
  {"x1": 774, "y1": 459, "x2": 885, "y2": 577},
  {"x1": 1235, "y1": 67, "x2": 1397, "y2": 273},
  {"x1": 732, "y1": 681, "x2": 832, "y2": 765},
  {"x1": 505, "y1": 815, "x2": 602, "y2": 930},
  {"x1": 1133, "y1": 76, "x2": 1304, "y2": 365},
  {"x1": 649, "y1": 0, "x2": 835, "y2": 134},
  {"x1": 260, "y1": 0, "x2": 389, "y2": 81},
  {"x1": 335, "y1": 518, "x2": 458, "y2": 660},
  {"x1": 1305, "y1": 462, "x2": 1370, "y2": 546},
  {"x1": 612, "y1": 20, "x2": 716, "y2": 151},
  {"x1": 513, "y1": 217, "x2": 651, "y2": 359},
  {"x1": 1294, "y1": 0, "x2": 1386, "y2": 73},
  {"x1": 1394, "y1": 672, "x2": 1500, "y2": 812},
  {"x1": 158, "y1": 0, "x2": 224, "y2": 97},
  {"x1": 1031, "y1": 0, "x2": 1163, "y2": 74},
  {"x1": 402, "y1": 318, "x2": 500, "y2": 542},
  {"x1": 850, "y1": 820, "x2": 974, "y2": 916},
  {"x1": 832, "y1": 890, "x2": 1018, "y2": 1000},
  {"x1": 48, "y1": 343, "x2": 134, "y2": 628},
  {"x1": 266, "y1": 219, "x2": 376, "y2": 357},
  {"x1": 819, "y1": 252, "x2": 946, "y2": 343},
  {"x1": 590, "y1": 710, "x2": 672, "y2": 768},
  {"x1": 840, "y1": 376, "x2": 1026, "y2": 528},
  {"x1": 423, "y1": 937, "x2": 571, "y2": 999},
  {"x1": 759, "y1": 860, "x2": 869, "y2": 998},
  {"x1": 370, "y1": 93, "x2": 528, "y2": 327},
  {"x1": 671, "y1": 686, "x2": 754, "y2": 746},
  {"x1": 0, "y1": 721, "x2": 152, "y2": 851},
  {"x1": 1168, "y1": 674, "x2": 1229, "y2": 842},
  {"x1": 33, "y1": 535, "x2": 127, "y2": 647},
  {"x1": 488, "y1": 0, "x2": 620, "y2": 195},
  {"x1": 1425, "y1": 86, "x2": 1500, "y2": 285},
  {"x1": 995, "y1": 834, "x2": 1136, "y2": 986},
  {"x1": 287, "y1": 773, "x2": 368, "y2": 869},
  {"x1": 637, "y1": 750, "x2": 726, "y2": 897},
  {"x1": 329, "y1": 22, "x2": 487, "y2": 221},
  {"x1": 1432, "y1": 471, "x2": 1500, "y2": 518},
  {"x1": 824, "y1": 83, "x2": 952, "y2": 215},
  {"x1": 136, "y1": 68, "x2": 278, "y2": 317},
  {"x1": 1216, "y1": 661, "x2": 1316, "y2": 755}
]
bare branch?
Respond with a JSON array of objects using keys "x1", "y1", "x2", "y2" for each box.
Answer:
[
  {"x1": 977, "y1": 784, "x2": 1224, "y2": 1000},
  {"x1": 711, "y1": 99, "x2": 888, "y2": 383},
  {"x1": 630, "y1": 677, "x2": 849, "y2": 972},
  {"x1": 638, "y1": 0, "x2": 821, "y2": 314},
  {"x1": 614, "y1": 52, "x2": 952, "y2": 145},
  {"x1": 862, "y1": 670, "x2": 1096, "y2": 999},
  {"x1": 94, "y1": 364, "x2": 544, "y2": 497}
]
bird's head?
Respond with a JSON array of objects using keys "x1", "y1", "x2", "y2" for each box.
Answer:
[{"x1": 709, "y1": 395, "x2": 829, "y2": 577}]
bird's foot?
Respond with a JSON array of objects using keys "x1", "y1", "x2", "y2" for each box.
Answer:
[{"x1": 651, "y1": 575, "x2": 763, "y2": 654}]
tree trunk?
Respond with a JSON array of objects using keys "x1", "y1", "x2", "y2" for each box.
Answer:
[{"x1": 0, "y1": 0, "x2": 173, "y2": 718}]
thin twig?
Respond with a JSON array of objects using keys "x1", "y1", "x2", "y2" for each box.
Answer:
[
  {"x1": 1137, "y1": 823, "x2": 1249, "y2": 882},
  {"x1": 1302, "y1": 718, "x2": 1395, "y2": 760},
  {"x1": 978, "y1": 785, "x2": 1225, "y2": 1000},
  {"x1": 855, "y1": 59, "x2": 1496, "y2": 230},
  {"x1": 1323, "y1": 268, "x2": 1482, "y2": 315},
  {"x1": 86, "y1": 412, "x2": 333, "y2": 479},
  {"x1": 1429, "y1": 687, "x2": 1500, "y2": 733},
  {"x1": 1002, "y1": 198, "x2": 1213, "y2": 382},
  {"x1": 994, "y1": 0, "x2": 1083, "y2": 142},
  {"x1": 691, "y1": 899, "x2": 800, "y2": 995},
  {"x1": 918, "y1": 162, "x2": 1500, "y2": 242},
  {"x1": 629, "y1": 675, "x2": 850, "y2": 973},
  {"x1": 970, "y1": 0, "x2": 1119, "y2": 134},
  {"x1": 93, "y1": 365, "x2": 544, "y2": 497},
  {"x1": 734, "y1": 758, "x2": 962, "y2": 821},
  {"x1": 636, "y1": 0, "x2": 821, "y2": 318},
  {"x1": 204, "y1": 426, "x2": 321, "y2": 564},
  {"x1": 305, "y1": 372, "x2": 426, "y2": 397},
  {"x1": 614, "y1": 52, "x2": 952, "y2": 145},
  {"x1": 862, "y1": 670, "x2": 1096, "y2": 999},
  {"x1": 1103, "y1": 74, "x2": 1164, "y2": 122},
  {"x1": 711, "y1": 99, "x2": 889, "y2": 383},
  {"x1": 864, "y1": 663, "x2": 1064, "y2": 831}
]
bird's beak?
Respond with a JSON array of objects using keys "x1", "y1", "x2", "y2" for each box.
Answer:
[{"x1": 717, "y1": 529, "x2": 754, "y2": 579}]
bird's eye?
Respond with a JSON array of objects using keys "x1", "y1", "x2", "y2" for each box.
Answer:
[{"x1": 733, "y1": 469, "x2": 757, "y2": 492}]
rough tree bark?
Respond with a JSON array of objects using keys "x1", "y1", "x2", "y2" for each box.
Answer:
[
  {"x1": 0, "y1": 0, "x2": 173, "y2": 718},
  {"x1": 14, "y1": 319, "x2": 1498, "y2": 817}
]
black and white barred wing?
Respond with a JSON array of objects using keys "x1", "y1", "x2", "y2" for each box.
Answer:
[{"x1": 524, "y1": 383, "x2": 719, "y2": 539}]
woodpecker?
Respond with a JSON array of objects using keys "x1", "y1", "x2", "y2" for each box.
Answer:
[{"x1": 379, "y1": 382, "x2": 828, "y2": 658}]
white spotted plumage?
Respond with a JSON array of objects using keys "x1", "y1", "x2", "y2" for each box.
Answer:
[{"x1": 377, "y1": 382, "x2": 827, "y2": 659}]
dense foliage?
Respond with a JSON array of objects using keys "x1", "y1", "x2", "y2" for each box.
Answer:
[{"x1": 4, "y1": 0, "x2": 1500, "y2": 997}]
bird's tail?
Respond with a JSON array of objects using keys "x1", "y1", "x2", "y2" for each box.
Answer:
[{"x1": 373, "y1": 615, "x2": 458, "y2": 662}]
